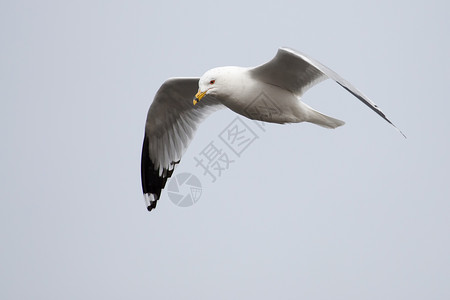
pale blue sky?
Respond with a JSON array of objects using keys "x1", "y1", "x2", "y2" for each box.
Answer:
[{"x1": 1, "y1": 0, "x2": 449, "y2": 299}]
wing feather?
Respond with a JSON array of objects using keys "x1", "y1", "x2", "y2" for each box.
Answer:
[
  {"x1": 250, "y1": 47, "x2": 405, "y2": 137},
  {"x1": 141, "y1": 77, "x2": 223, "y2": 211}
]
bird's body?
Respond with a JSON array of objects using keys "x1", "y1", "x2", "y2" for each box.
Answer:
[
  {"x1": 205, "y1": 67, "x2": 298, "y2": 123},
  {"x1": 141, "y1": 47, "x2": 404, "y2": 211},
  {"x1": 210, "y1": 67, "x2": 343, "y2": 127}
]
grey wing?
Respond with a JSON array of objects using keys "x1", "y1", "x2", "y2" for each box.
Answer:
[
  {"x1": 141, "y1": 78, "x2": 223, "y2": 211},
  {"x1": 250, "y1": 47, "x2": 328, "y2": 97},
  {"x1": 250, "y1": 47, "x2": 405, "y2": 137}
]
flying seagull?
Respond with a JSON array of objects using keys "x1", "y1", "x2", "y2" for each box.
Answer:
[{"x1": 141, "y1": 47, "x2": 404, "y2": 211}]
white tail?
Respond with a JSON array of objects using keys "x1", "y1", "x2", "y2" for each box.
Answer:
[{"x1": 300, "y1": 102, "x2": 345, "y2": 129}]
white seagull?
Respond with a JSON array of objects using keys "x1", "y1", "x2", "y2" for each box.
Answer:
[{"x1": 141, "y1": 47, "x2": 404, "y2": 211}]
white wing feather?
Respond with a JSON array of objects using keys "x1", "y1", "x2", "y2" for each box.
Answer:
[
  {"x1": 145, "y1": 78, "x2": 222, "y2": 173},
  {"x1": 141, "y1": 78, "x2": 223, "y2": 210}
]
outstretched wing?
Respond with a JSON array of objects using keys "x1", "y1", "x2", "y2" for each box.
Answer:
[
  {"x1": 141, "y1": 78, "x2": 223, "y2": 211},
  {"x1": 250, "y1": 47, "x2": 405, "y2": 137}
]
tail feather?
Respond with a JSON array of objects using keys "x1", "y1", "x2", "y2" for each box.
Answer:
[{"x1": 301, "y1": 102, "x2": 345, "y2": 129}]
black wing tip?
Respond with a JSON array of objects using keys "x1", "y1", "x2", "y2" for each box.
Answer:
[
  {"x1": 141, "y1": 135, "x2": 181, "y2": 212},
  {"x1": 145, "y1": 193, "x2": 158, "y2": 212},
  {"x1": 141, "y1": 136, "x2": 164, "y2": 212},
  {"x1": 396, "y1": 127, "x2": 407, "y2": 139}
]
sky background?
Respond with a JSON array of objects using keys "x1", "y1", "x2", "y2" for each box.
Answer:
[{"x1": 1, "y1": 0, "x2": 450, "y2": 299}]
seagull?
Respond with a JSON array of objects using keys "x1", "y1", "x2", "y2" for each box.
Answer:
[{"x1": 141, "y1": 47, "x2": 404, "y2": 212}]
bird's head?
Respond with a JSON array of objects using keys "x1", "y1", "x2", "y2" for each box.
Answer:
[
  {"x1": 193, "y1": 66, "x2": 246, "y2": 105},
  {"x1": 193, "y1": 68, "x2": 223, "y2": 105}
]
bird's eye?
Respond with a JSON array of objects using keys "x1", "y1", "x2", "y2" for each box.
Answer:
[{"x1": 210, "y1": 80, "x2": 215, "y2": 84}]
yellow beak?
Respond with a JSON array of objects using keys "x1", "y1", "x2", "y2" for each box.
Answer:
[{"x1": 193, "y1": 90, "x2": 207, "y2": 105}]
